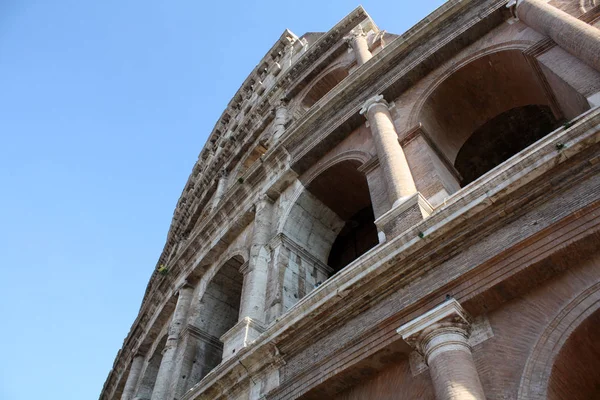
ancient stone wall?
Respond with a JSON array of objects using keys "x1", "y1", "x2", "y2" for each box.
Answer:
[{"x1": 101, "y1": 1, "x2": 600, "y2": 399}]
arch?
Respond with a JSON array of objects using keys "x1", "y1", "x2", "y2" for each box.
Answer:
[
  {"x1": 300, "y1": 149, "x2": 372, "y2": 188},
  {"x1": 184, "y1": 255, "x2": 245, "y2": 387},
  {"x1": 194, "y1": 255, "x2": 244, "y2": 338},
  {"x1": 291, "y1": 59, "x2": 354, "y2": 119},
  {"x1": 300, "y1": 66, "x2": 350, "y2": 109},
  {"x1": 134, "y1": 335, "x2": 167, "y2": 400},
  {"x1": 454, "y1": 104, "x2": 558, "y2": 186},
  {"x1": 518, "y1": 282, "x2": 600, "y2": 400},
  {"x1": 407, "y1": 40, "x2": 537, "y2": 128},
  {"x1": 266, "y1": 158, "x2": 378, "y2": 322},
  {"x1": 278, "y1": 158, "x2": 377, "y2": 280},
  {"x1": 278, "y1": 150, "x2": 371, "y2": 235},
  {"x1": 407, "y1": 47, "x2": 579, "y2": 188}
]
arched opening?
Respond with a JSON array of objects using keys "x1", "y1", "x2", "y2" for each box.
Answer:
[
  {"x1": 302, "y1": 67, "x2": 349, "y2": 109},
  {"x1": 268, "y1": 159, "x2": 377, "y2": 321},
  {"x1": 419, "y1": 50, "x2": 574, "y2": 188},
  {"x1": 134, "y1": 336, "x2": 166, "y2": 400},
  {"x1": 305, "y1": 160, "x2": 378, "y2": 274},
  {"x1": 548, "y1": 308, "x2": 600, "y2": 400},
  {"x1": 186, "y1": 256, "x2": 244, "y2": 386}
]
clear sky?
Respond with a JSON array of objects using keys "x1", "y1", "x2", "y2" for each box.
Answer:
[{"x1": 0, "y1": 1, "x2": 446, "y2": 399}]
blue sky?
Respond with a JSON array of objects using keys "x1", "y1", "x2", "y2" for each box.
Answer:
[{"x1": 0, "y1": 1, "x2": 446, "y2": 399}]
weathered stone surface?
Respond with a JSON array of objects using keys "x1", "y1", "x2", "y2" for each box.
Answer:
[{"x1": 100, "y1": 2, "x2": 600, "y2": 400}]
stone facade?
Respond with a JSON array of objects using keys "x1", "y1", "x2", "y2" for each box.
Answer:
[{"x1": 100, "y1": 1, "x2": 600, "y2": 399}]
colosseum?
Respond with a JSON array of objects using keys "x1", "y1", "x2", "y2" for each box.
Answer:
[{"x1": 100, "y1": 0, "x2": 600, "y2": 399}]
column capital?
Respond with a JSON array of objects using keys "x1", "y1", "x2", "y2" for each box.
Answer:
[
  {"x1": 397, "y1": 299, "x2": 472, "y2": 356},
  {"x1": 217, "y1": 168, "x2": 228, "y2": 178},
  {"x1": 359, "y1": 94, "x2": 391, "y2": 116},
  {"x1": 343, "y1": 26, "x2": 367, "y2": 42},
  {"x1": 271, "y1": 98, "x2": 288, "y2": 114},
  {"x1": 507, "y1": 0, "x2": 550, "y2": 17}
]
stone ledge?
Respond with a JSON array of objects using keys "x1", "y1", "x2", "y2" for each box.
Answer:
[{"x1": 374, "y1": 192, "x2": 433, "y2": 239}]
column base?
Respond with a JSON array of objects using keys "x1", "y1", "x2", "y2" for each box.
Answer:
[
  {"x1": 374, "y1": 192, "x2": 432, "y2": 239},
  {"x1": 220, "y1": 317, "x2": 265, "y2": 361}
]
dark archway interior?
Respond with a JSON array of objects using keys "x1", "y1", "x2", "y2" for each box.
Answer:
[
  {"x1": 306, "y1": 160, "x2": 378, "y2": 274},
  {"x1": 328, "y1": 206, "x2": 377, "y2": 273},
  {"x1": 201, "y1": 256, "x2": 244, "y2": 339},
  {"x1": 548, "y1": 308, "x2": 600, "y2": 400},
  {"x1": 302, "y1": 68, "x2": 349, "y2": 109},
  {"x1": 419, "y1": 49, "x2": 573, "y2": 190},
  {"x1": 137, "y1": 335, "x2": 167, "y2": 399},
  {"x1": 455, "y1": 105, "x2": 561, "y2": 186}
]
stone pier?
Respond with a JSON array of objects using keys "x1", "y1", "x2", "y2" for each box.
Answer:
[{"x1": 150, "y1": 285, "x2": 194, "y2": 400}]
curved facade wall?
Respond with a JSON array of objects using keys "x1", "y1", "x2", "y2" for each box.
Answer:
[{"x1": 101, "y1": 1, "x2": 600, "y2": 399}]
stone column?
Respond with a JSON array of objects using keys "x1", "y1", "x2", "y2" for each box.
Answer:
[
  {"x1": 239, "y1": 194, "x2": 273, "y2": 322},
  {"x1": 120, "y1": 354, "x2": 144, "y2": 400},
  {"x1": 272, "y1": 101, "x2": 288, "y2": 142},
  {"x1": 150, "y1": 284, "x2": 194, "y2": 400},
  {"x1": 360, "y1": 94, "x2": 417, "y2": 208},
  {"x1": 344, "y1": 26, "x2": 373, "y2": 66},
  {"x1": 397, "y1": 299, "x2": 486, "y2": 400},
  {"x1": 514, "y1": 0, "x2": 600, "y2": 72},
  {"x1": 210, "y1": 170, "x2": 228, "y2": 211}
]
